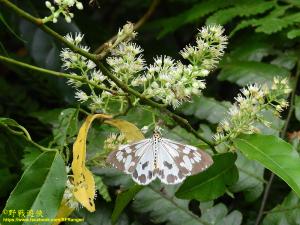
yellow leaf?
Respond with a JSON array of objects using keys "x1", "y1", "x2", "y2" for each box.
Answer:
[
  {"x1": 52, "y1": 199, "x2": 74, "y2": 225},
  {"x1": 104, "y1": 119, "x2": 144, "y2": 142},
  {"x1": 71, "y1": 114, "x2": 112, "y2": 212}
]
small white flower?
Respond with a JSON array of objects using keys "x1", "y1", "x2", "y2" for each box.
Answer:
[
  {"x1": 141, "y1": 126, "x2": 149, "y2": 134},
  {"x1": 87, "y1": 60, "x2": 96, "y2": 69},
  {"x1": 75, "y1": 90, "x2": 89, "y2": 102}
]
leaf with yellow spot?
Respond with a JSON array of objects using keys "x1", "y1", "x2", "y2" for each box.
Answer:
[
  {"x1": 104, "y1": 119, "x2": 144, "y2": 142},
  {"x1": 71, "y1": 114, "x2": 112, "y2": 212}
]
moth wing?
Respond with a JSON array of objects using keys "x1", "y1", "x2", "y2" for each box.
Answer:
[
  {"x1": 107, "y1": 138, "x2": 156, "y2": 185},
  {"x1": 156, "y1": 138, "x2": 213, "y2": 185}
]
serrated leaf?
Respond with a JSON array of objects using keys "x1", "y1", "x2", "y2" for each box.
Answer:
[
  {"x1": 218, "y1": 61, "x2": 289, "y2": 86},
  {"x1": 201, "y1": 203, "x2": 243, "y2": 225},
  {"x1": 176, "y1": 153, "x2": 238, "y2": 201},
  {"x1": 234, "y1": 134, "x2": 300, "y2": 198},
  {"x1": 0, "y1": 151, "x2": 67, "y2": 225},
  {"x1": 94, "y1": 175, "x2": 111, "y2": 202},
  {"x1": 229, "y1": 152, "x2": 265, "y2": 202},
  {"x1": 262, "y1": 191, "x2": 300, "y2": 225},
  {"x1": 178, "y1": 96, "x2": 231, "y2": 124},
  {"x1": 133, "y1": 185, "x2": 242, "y2": 225},
  {"x1": 52, "y1": 108, "x2": 79, "y2": 148},
  {"x1": 206, "y1": 1, "x2": 274, "y2": 25},
  {"x1": 153, "y1": 0, "x2": 234, "y2": 38},
  {"x1": 111, "y1": 184, "x2": 143, "y2": 225}
]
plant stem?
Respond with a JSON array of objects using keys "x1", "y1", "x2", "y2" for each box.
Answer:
[
  {"x1": 255, "y1": 61, "x2": 300, "y2": 225},
  {"x1": 0, "y1": 0, "x2": 216, "y2": 150},
  {"x1": 0, "y1": 55, "x2": 117, "y2": 94},
  {"x1": 2, "y1": 125, "x2": 54, "y2": 152}
]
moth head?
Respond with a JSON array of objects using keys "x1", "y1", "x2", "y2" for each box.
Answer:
[{"x1": 154, "y1": 125, "x2": 163, "y2": 134}]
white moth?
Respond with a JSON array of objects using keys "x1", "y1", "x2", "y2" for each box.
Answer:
[{"x1": 107, "y1": 131, "x2": 213, "y2": 185}]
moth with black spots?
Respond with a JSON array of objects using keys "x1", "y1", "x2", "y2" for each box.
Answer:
[{"x1": 107, "y1": 131, "x2": 213, "y2": 185}]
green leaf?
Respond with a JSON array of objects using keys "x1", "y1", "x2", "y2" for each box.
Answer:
[
  {"x1": 218, "y1": 61, "x2": 290, "y2": 86},
  {"x1": 111, "y1": 184, "x2": 143, "y2": 225},
  {"x1": 206, "y1": 1, "x2": 274, "y2": 25},
  {"x1": 94, "y1": 175, "x2": 111, "y2": 202},
  {"x1": 271, "y1": 52, "x2": 298, "y2": 70},
  {"x1": 262, "y1": 191, "x2": 300, "y2": 225},
  {"x1": 52, "y1": 108, "x2": 79, "y2": 148},
  {"x1": 133, "y1": 185, "x2": 242, "y2": 225},
  {"x1": 234, "y1": 134, "x2": 300, "y2": 198},
  {"x1": 294, "y1": 95, "x2": 300, "y2": 122},
  {"x1": 231, "y1": 8, "x2": 300, "y2": 36},
  {"x1": 0, "y1": 168, "x2": 16, "y2": 198},
  {"x1": 288, "y1": 29, "x2": 300, "y2": 39},
  {"x1": 21, "y1": 147, "x2": 42, "y2": 170},
  {"x1": 30, "y1": 108, "x2": 65, "y2": 127},
  {"x1": 229, "y1": 152, "x2": 265, "y2": 202},
  {"x1": 200, "y1": 202, "x2": 243, "y2": 225},
  {"x1": 223, "y1": 39, "x2": 273, "y2": 62},
  {"x1": 0, "y1": 151, "x2": 67, "y2": 225},
  {"x1": 153, "y1": 0, "x2": 234, "y2": 38},
  {"x1": 178, "y1": 96, "x2": 231, "y2": 124},
  {"x1": 175, "y1": 153, "x2": 238, "y2": 201}
]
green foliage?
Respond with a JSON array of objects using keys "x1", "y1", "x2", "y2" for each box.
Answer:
[
  {"x1": 51, "y1": 108, "x2": 79, "y2": 149},
  {"x1": 206, "y1": 1, "x2": 275, "y2": 25},
  {"x1": 218, "y1": 61, "x2": 290, "y2": 86},
  {"x1": 178, "y1": 96, "x2": 231, "y2": 124},
  {"x1": 0, "y1": 151, "x2": 67, "y2": 224},
  {"x1": 111, "y1": 184, "x2": 143, "y2": 225},
  {"x1": 229, "y1": 152, "x2": 265, "y2": 202},
  {"x1": 262, "y1": 191, "x2": 300, "y2": 225},
  {"x1": 154, "y1": 0, "x2": 233, "y2": 38},
  {"x1": 1, "y1": 0, "x2": 300, "y2": 224},
  {"x1": 234, "y1": 134, "x2": 300, "y2": 198},
  {"x1": 176, "y1": 153, "x2": 238, "y2": 201},
  {"x1": 94, "y1": 175, "x2": 112, "y2": 202},
  {"x1": 295, "y1": 95, "x2": 300, "y2": 121},
  {"x1": 133, "y1": 185, "x2": 242, "y2": 225}
]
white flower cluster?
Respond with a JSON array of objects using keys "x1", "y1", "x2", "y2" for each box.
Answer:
[
  {"x1": 107, "y1": 42, "x2": 145, "y2": 83},
  {"x1": 62, "y1": 24, "x2": 227, "y2": 112},
  {"x1": 60, "y1": 33, "x2": 114, "y2": 111},
  {"x1": 107, "y1": 25, "x2": 227, "y2": 108},
  {"x1": 214, "y1": 77, "x2": 291, "y2": 143},
  {"x1": 61, "y1": 26, "x2": 140, "y2": 113},
  {"x1": 43, "y1": 0, "x2": 83, "y2": 23},
  {"x1": 180, "y1": 25, "x2": 228, "y2": 71}
]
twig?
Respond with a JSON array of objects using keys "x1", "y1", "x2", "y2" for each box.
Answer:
[
  {"x1": 1, "y1": 124, "x2": 54, "y2": 152},
  {"x1": 0, "y1": 55, "x2": 119, "y2": 95},
  {"x1": 94, "y1": 0, "x2": 160, "y2": 54},
  {"x1": 255, "y1": 61, "x2": 300, "y2": 225}
]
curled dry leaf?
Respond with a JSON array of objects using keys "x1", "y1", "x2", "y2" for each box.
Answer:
[{"x1": 71, "y1": 114, "x2": 143, "y2": 212}]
